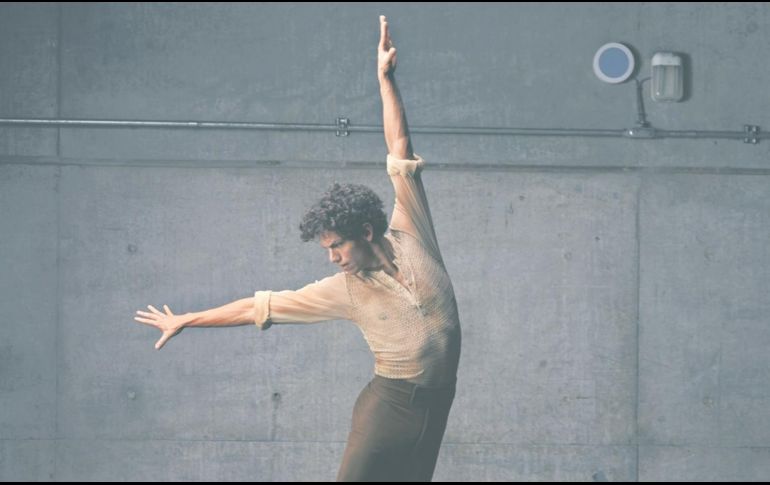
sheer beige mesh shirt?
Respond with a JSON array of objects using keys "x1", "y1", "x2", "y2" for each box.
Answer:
[{"x1": 252, "y1": 154, "x2": 461, "y2": 387}]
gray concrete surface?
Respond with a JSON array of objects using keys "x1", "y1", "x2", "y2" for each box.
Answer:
[{"x1": 1, "y1": 2, "x2": 769, "y2": 481}]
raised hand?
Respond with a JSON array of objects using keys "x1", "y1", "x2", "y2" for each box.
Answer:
[
  {"x1": 378, "y1": 15, "x2": 397, "y2": 77},
  {"x1": 134, "y1": 304, "x2": 186, "y2": 350}
]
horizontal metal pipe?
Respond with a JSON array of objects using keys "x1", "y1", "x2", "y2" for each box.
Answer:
[
  {"x1": 406, "y1": 126, "x2": 625, "y2": 137},
  {"x1": 0, "y1": 117, "x2": 764, "y2": 141},
  {"x1": 0, "y1": 118, "x2": 625, "y2": 136},
  {"x1": 0, "y1": 118, "x2": 334, "y2": 131},
  {"x1": 656, "y1": 130, "x2": 763, "y2": 140}
]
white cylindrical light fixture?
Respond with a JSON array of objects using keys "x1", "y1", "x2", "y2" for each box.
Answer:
[{"x1": 651, "y1": 52, "x2": 683, "y2": 102}]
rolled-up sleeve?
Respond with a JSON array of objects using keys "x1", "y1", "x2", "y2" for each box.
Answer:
[
  {"x1": 387, "y1": 153, "x2": 443, "y2": 263},
  {"x1": 253, "y1": 272, "x2": 352, "y2": 330},
  {"x1": 253, "y1": 290, "x2": 272, "y2": 330}
]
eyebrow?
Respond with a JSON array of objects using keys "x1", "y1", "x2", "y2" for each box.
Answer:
[{"x1": 323, "y1": 239, "x2": 344, "y2": 249}]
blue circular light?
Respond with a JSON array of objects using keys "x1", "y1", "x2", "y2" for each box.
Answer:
[
  {"x1": 599, "y1": 48, "x2": 630, "y2": 78},
  {"x1": 593, "y1": 43, "x2": 635, "y2": 84}
]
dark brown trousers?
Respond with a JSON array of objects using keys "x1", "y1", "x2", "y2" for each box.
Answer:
[{"x1": 336, "y1": 375, "x2": 456, "y2": 482}]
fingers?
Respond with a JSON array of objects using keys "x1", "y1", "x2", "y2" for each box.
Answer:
[
  {"x1": 379, "y1": 15, "x2": 389, "y2": 50},
  {"x1": 137, "y1": 305, "x2": 173, "y2": 318},
  {"x1": 135, "y1": 307, "x2": 175, "y2": 349},
  {"x1": 134, "y1": 310, "x2": 157, "y2": 325},
  {"x1": 134, "y1": 315, "x2": 155, "y2": 326},
  {"x1": 155, "y1": 333, "x2": 169, "y2": 350},
  {"x1": 379, "y1": 16, "x2": 386, "y2": 49},
  {"x1": 381, "y1": 47, "x2": 397, "y2": 68}
]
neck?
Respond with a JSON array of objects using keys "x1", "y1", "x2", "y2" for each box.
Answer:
[{"x1": 365, "y1": 237, "x2": 398, "y2": 275}]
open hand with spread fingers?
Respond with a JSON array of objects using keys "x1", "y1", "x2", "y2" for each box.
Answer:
[{"x1": 134, "y1": 304, "x2": 187, "y2": 350}]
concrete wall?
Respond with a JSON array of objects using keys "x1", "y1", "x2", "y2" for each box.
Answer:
[{"x1": 2, "y1": 2, "x2": 769, "y2": 481}]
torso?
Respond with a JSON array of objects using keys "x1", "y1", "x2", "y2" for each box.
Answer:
[{"x1": 345, "y1": 230, "x2": 461, "y2": 386}]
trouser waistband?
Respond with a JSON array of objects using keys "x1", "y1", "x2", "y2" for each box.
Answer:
[{"x1": 370, "y1": 375, "x2": 456, "y2": 408}]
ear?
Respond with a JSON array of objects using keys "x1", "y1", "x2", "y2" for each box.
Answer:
[{"x1": 362, "y1": 223, "x2": 374, "y2": 242}]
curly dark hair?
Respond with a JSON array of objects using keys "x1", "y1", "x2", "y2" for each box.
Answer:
[{"x1": 300, "y1": 183, "x2": 388, "y2": 242}]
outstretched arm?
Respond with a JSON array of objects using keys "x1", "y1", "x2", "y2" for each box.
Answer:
[
  {"x1": 134, "y1": 274, "x2": 351, "y2": 349},
  {"x1": 378, "y1": 15, "x2": 415, "y2": 161},
  {"x1": 134, "y1": 298, "x2": 253, "y2": 350}
]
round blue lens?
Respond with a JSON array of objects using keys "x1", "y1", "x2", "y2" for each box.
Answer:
[{"x1": 599, "y1": 48, "x2": 630, "y2": 78}]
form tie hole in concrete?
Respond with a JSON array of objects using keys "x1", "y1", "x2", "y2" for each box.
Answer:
[{"x1": 592, "y1": 470, "x2": 608, "y2": 482}]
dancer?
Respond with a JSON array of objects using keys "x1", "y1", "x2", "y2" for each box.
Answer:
[{"x1": 135, "y1": 15, "x2": 461, "y2": 481}]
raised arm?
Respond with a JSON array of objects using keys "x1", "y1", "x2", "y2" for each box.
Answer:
[
  {"x1": 378, "y1": 16, "x2": 443, "y2": 262},
  {"x1": 378, "y1": 15, "x2": 414, "y2": 161}
]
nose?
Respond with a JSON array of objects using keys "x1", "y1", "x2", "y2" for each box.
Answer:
[{"x1": 329, "y1": 248, "x2": 340, "y2": 264}]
